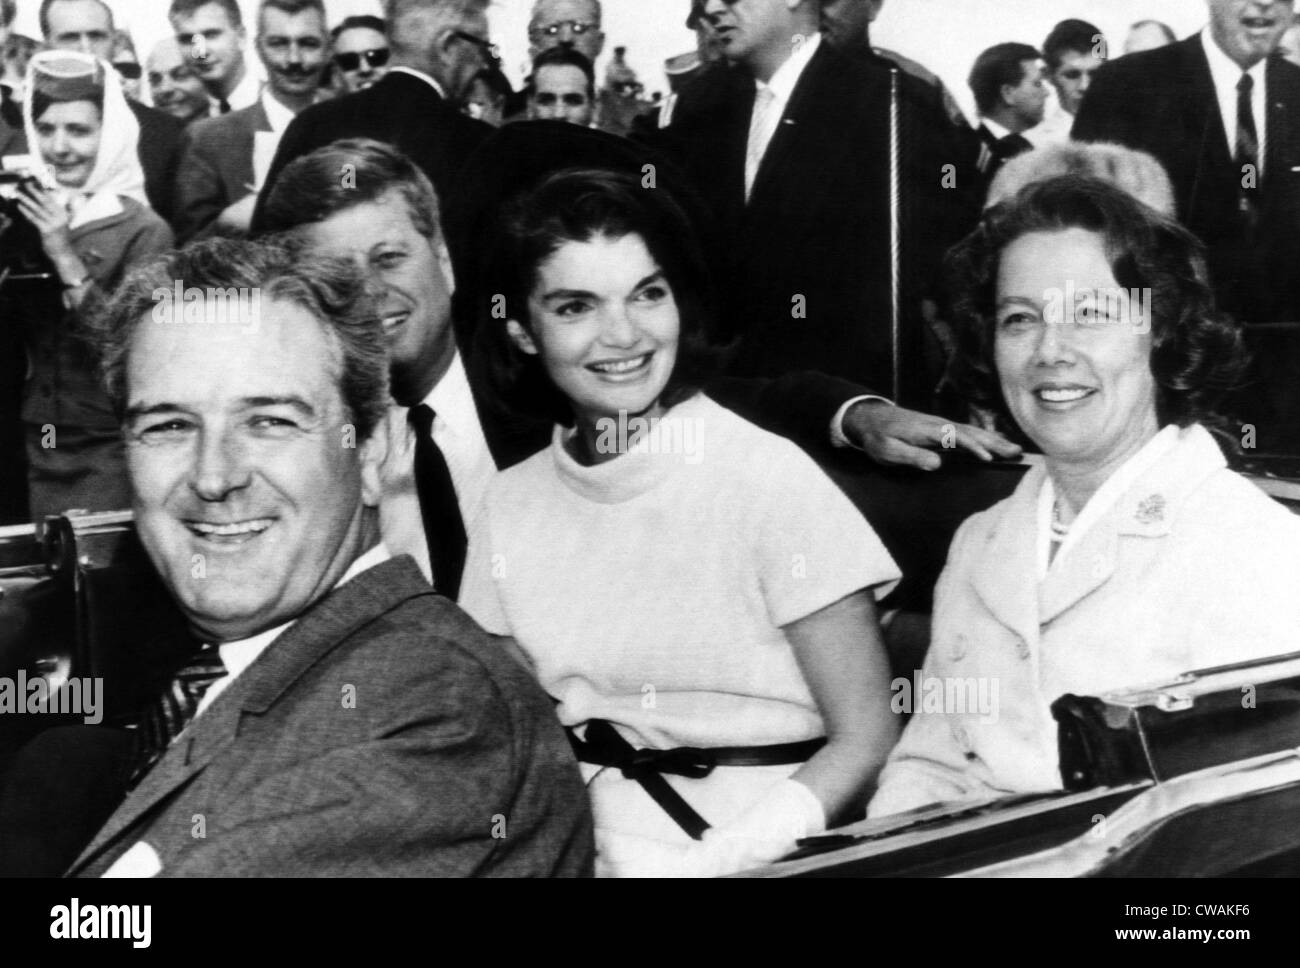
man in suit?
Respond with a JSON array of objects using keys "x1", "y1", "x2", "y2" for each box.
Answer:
[
  {"x1": 528, "y1": 47, "x2": 596, "y2": 126},
  {"x1": 39, "y1": 0, "x2": 185, "y2": 224},
  {"x1": 1025, "y1": 19, "x2": 1106, "y2": 147},
  {"x1": 1073, "y1": 0, "x2": 1300, "y2": 326},
  {"x1": 146, "y1": 37, "x2": 217, "y2": 126},
  {"x1": 968, "y1": 42, "x2": 1047, "y2": 190},
  {"x1": 169, "y1": 0, "x2": 261, "y2": 113},
  {"x1": 65, "y1": 236, "x2": 593, "y2": 877},
  {"x1": 174, "y1": 0, "x2": 331, "y2": 242},
  {"x1": 260, "y1": 129, "x2": 1019, "y2": 595},
  {"x1": 251, "y1": 0, "x2": 496, "y2": 236},
  {"x1": 528, "y1": 0, "x2": 605, "y2": 66},
  {"x1": 649, "y1": 0, "x2": 980, "y2": 407}
]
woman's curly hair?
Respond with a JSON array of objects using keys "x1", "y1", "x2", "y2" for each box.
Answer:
[{"x1": 946, "y1": 174, "x2": 1248, "y2": 439}]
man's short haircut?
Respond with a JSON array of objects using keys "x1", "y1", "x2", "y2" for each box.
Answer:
[
  {"x1": 383, "y1": 0, "x2": 488, "y2": 25},
  {"x1": 40, "y1": 0, "x2": 115, "y2": 39},
  {"x1": 259, "y1": 138, "x2": 441, "y2": 243},
  {"x1": 169, "y1": 0, "x2": 244, "y2": 29},
  {"x1": 969, "y1": 42, "x2": 1041, "y2": 116},
  {"x1": 96, "y1": 237, "x2": 390, "y2": 441},
  {"x1": 531, "y1": 46, "x2": 595, "y2": 94},
  {"x1": 1042, "y1": 18, "x2": 1103, "y2": 71},
  {"x1": 331, "y1": 14, "x2": 388, "y2": 42},
  {"x1": 530, "y1": 0, "x2": 602, "y2": 30},
  {"x1": 1, "y1": 0, "x2": 16, "y2": 30},
  {"x1": 259, "y1": 0, "x2": 327, "y2": 24},
  {"x1": 1129, "y1": 20, "x2": 1176, "y2": 44}
]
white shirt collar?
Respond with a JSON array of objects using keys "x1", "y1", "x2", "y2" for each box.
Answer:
[
  {"x1": 221, "y1": 64, "x2": 264, "y2": 111},
  {"x1": 423, "y1": 349, "x2": 477, "y2": 440},
  {"x1": 387, "y1": 66, "x2": 447, "y2": 99},
  {"x1": 259, "y1": 88, "x2": 296, "y2": 134},
  {"x1": 1201, "y1": 28, "x2": 1268, "y2": 156},
  {"x1": 981, "y1": 116, "x2": 1013, "y2": 141},
  {"x1": 757, "y1": 31, "x2": 821, "y2": 105},
  {"x1": 196, "y1": 540, "x2": 393, "y2": 717},
  {"x1": 1037, "y1": 424, "x2": 1182, "y2": 578}
]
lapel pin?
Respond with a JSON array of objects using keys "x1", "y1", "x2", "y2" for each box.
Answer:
[{"x1": 1136, "y1": 494, "x2": 1166, "y2": 525}]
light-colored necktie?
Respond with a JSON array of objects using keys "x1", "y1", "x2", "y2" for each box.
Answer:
[{"x1": 745, "y1": 84, "x2": 779, "y2": 202}]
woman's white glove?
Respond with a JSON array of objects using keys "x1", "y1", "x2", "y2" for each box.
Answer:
[{"x1": 685, "y1": 779, "x2": 826, "y2": 877}]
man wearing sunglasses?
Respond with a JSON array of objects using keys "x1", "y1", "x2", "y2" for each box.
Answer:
[
  {"x1": 174, "y1": 0, "x2": 331, "y2": 243},
  {"x1": 528, "y1": 0, "x2": 605, "y2": 67},
  {"x1": 252, "y1": 0, "x2": 494, "y2": 242},
  {"x1": 528, "y1": 47, "x2": 595, "y2": 127},
  {"x1": 331, "y1": 15, "x2": 390, "y2": 94}
]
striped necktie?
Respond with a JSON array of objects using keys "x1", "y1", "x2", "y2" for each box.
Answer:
[
  {"x1": 128, "y1": 644, "x2": 227, "y2": 788},
  {"x1": 745, "y1": 84, "x2": 779, "y2": 202}
]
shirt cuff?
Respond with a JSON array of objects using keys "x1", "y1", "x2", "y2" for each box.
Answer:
[{"x1": 830, "y1": 395, "x2": 895, "y2": 450}]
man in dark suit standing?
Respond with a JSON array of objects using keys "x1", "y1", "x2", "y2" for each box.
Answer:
[
  {"x1": 648, "y1": 0, "x2": 980, "y2": 408},
  {"x1": 63, "y1": 237, "x2": 593, "y2": 877},
  {"x1": 174, "y1": 0, "x2": 331, "y2": 242},
  {"x1": 1073, "y1": 0, "x2": 1300, "y2": 327},
  {"x1": 968, "y1": 42, "x2": 1047, "y2": 191},
  {"x1": 39, "y1": 0, "x2": 185, "y2": 225},
  {"x1": 251, "y1": 0, "x2": 495, "y2": 235}
]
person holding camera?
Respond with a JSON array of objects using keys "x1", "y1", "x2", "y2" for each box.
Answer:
[{"x1": 1, "y1": 50, "x2": 172, "y2": 525}]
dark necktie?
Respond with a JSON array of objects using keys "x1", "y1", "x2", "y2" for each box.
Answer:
[
  {"x1": 128, "y1": 644, "x2": 227, "y2": 789},
  {"x1": 408, "y1": 404, "x2": 467, "y2": 598},
  {"x1": 1236, "y1": 73, "x2": 1260, "y2": 223},
  {"x1": 219, "y1": 97, "x2": 232, "y2": 114}
]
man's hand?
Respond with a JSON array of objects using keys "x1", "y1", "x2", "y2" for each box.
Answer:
[{"x1": 843, "y1": 399, "x2": 1021, "y2": 471}]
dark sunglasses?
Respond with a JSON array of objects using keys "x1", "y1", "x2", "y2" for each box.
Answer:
[
  {"x1": 535, "y1": 92, "x2": 589, "y2": 107},
  {"x1": 113, "y1": 62, "x2": 143, "y2": 81},
  {"x1": 334, "y1": 48, "x2": 390, "y2": 71},
  {"x1": 451, "y1": 30, "x2": 501, "y2": 65}
]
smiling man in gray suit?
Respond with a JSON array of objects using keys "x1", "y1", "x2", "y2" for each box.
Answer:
[{"x1": 65, "y1": 237, "x2": 593, "y2": 878}]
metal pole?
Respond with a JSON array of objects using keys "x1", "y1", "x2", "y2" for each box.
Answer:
[{"x1": 889, "y1": 67, "x2": 901, "y2": 403}]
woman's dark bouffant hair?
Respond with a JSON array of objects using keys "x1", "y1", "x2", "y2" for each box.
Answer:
[
  {"x1": 476, "y1": 166, "x2": 724, "y2": 427},
  {"x1": 946, "y1": 174, "x2": 1248, "y2": 435}
]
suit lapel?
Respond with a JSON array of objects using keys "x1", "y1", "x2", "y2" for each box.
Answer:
[
  {"x1": 68, "y1": 556, "x2": 435, "y2": 875},
  {"x1": 968, "y1": 467, "x2": 1042, "y2": 648}
]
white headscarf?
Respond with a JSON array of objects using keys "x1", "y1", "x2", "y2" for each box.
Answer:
[{"x1": 22, "y1": 49, "x2": 146, "y2": 229}]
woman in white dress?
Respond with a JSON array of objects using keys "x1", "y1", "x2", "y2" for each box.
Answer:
[{"x1": 460, "y1": 168, "x2": 901, "y2": 876}]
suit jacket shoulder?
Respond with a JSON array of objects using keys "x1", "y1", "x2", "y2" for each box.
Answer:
[{"x1": 72, "y1": 556, "x2": 593, "y2": 878}]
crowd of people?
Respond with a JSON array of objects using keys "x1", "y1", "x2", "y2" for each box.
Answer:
[{"x1": 0, "y1": 0, "x2": 1298, "y2": 878}]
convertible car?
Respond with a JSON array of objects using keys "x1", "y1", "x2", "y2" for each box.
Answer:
[{"x1": 1, "y1": 445, "x2": 1296, "y2": 878}]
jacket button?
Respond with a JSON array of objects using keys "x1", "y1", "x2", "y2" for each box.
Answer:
[
  {"x1": 1015, "y1": 637, "x2": 1031, "y2": 661},
  {"x1": 952, "y1": 633, "x2": 968, "y2": 661}
]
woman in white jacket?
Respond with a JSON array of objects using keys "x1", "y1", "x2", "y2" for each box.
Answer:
[{"x1": 870, "y1": 175, "x2": 1300, "y2": 817}]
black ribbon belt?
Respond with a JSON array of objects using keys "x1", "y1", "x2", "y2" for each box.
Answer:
[{"x1": 568, "y1": 719, "x2": 826, "y2": 841}]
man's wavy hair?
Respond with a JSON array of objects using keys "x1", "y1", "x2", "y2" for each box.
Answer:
[
  {"x1": 476, "y1": 166, "x2": 722, "y2": 427},
  {"x1": 94, "y1": 236, "x2": 390, "y2": 441},
  {"x1": 947, "y1": 174, "x2": 1247, "y2": 435}
]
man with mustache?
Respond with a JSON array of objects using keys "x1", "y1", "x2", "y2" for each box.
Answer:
[{"x1": 174, "y1": 0, "x2": 330, "y2": 242}]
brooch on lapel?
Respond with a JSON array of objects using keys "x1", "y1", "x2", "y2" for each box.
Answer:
[{"x1": 1135, "y1": 493, "x2": 1166, "y2": 525}]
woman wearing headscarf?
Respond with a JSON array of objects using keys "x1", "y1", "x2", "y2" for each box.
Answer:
[{"x1": 5, "y1": 50, "x2": 172, "y2": 523}]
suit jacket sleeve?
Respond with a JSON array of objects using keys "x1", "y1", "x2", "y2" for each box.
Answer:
[
  {"x1": 173, "y1": 126, "x2": 234, "y2": 244},
  {"x1": 708, "y1": 370, "x2": 879, "y2": 456}
]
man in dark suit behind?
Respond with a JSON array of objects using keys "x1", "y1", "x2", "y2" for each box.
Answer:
[
  {"x1": 39, "y1": 0, "x2": 184, "y2": 224},
  {"x1": 251, "y1": 0, "x2": 495, "y2": 235},
  {"x1": 174, "y1": 0, "x2": 332, "y2": 242},
  {"x1": 63, "y1": 237, "x2": 593, "y2": 877},
  {"x1": 647, "y1": 0, "x2": 980, "y2": 408},
  {"x1": 1073, "y1": 0, "x2": 1300, "y2": 327}
]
